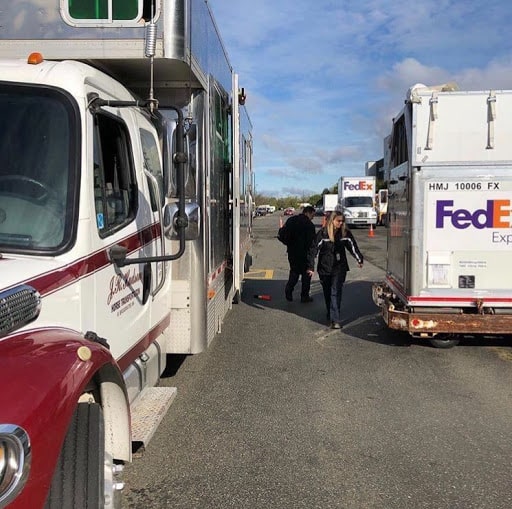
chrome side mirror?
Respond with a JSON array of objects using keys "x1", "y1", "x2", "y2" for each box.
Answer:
[{"x1": 164, "y1": 202, "x2": 200, "y2": 240}]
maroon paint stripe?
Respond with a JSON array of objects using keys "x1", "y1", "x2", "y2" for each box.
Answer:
[
  {"x1": 385, "y1": 275, "x2": 512, "y2": 303},
  {"x1": 19, "y1": 223, "x2": 160, "y2": 297},
  {"x1": 409, "y1": 297, "x2": 512, "y2": 303},
  {"x1": 117, "y1": 313, "x2": 171, "y2": 372}
]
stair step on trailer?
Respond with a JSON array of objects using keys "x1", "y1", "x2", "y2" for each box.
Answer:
[{"x1": 131, "y1": 386, "x2": 177, "y2": 450}]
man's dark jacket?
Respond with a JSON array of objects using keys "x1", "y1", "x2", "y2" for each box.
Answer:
[{"x1": 284, "y1": 213, "x2": 316, "y2": 273}]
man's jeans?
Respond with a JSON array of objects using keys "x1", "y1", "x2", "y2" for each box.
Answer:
[{"x1": 285, "y1": 269, "x2": 312, "y2": 299}]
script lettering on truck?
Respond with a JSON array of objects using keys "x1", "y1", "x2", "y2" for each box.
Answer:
[{"x1": 344, "y1": 180, "x2": 373, "y2": 191}]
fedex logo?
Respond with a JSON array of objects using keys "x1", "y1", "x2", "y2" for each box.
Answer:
[
  {"x1": 436, "y1": 200, "x2": 511, "y2": 229},
  {"x1": 344, "y1": 181, "x2": 373, "y2": 191}
]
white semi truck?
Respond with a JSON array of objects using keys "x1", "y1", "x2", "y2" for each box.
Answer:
[
  {"x1": 0, "y1": 1, "x2": 253, "y2": 507},
  {"x1": 337, "y1": 176, "x2": 377, "y2": 226},
  {"x1": 372, "y1": 83, "x2": 512, "y2": 348}
]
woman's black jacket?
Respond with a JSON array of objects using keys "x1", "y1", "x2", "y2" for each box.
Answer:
[{"x1": 315, "y1": 227, "x2": 363, "y2": 276}]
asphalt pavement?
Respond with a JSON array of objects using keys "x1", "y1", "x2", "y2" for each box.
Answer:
[{"x1": 123, "y1": 213, "x2": 512, "y2": 509}]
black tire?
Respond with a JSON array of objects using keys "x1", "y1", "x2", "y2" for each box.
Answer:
[
  {"x1": 429, "y1": 336, "x2": 460, "y2": 349},
  {"x1": 45, "y1": 403, "x2": 105, "y2": 509},
  {"x1": 243, "y1": 253, "x2": 252, "y2": 273}
]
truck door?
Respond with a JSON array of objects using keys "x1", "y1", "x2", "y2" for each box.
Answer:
[
  {"x1": 139, "y1": 125, "x2": 166, "y2": 297},
  {"x1": 210, "y1": 83, "x2": 233, "y2": 289},
  {"x1": 89, "y1": 109, "x2": 157, "y2": 362}
]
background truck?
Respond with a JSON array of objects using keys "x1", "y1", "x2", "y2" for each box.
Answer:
[
  {"x1": 372, "y1": 83, "x2": 512, "y2": 348},
  {"x1": 375, "y1": 188, "x2": 389, "y2": 225},
  {"x1": 0, "y1": 1, "x2": 253, "y2": 507},
  {"x1": 323, "y1": 193, "x2": 338, "y2": 215},
  {"x1": 337, "y1": 176, "x2": 377, "y2": 226}
]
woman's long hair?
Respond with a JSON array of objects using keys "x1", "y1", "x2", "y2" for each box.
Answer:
[{"x1": 326, "y1": 211, "x2": 348, "y2": 241}]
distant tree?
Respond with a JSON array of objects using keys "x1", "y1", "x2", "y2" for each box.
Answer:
[
  {"x1": 308, "y1": 193, "x2": 321, "y2": 206},
  {"x1": 254, "y1": 185, "x2": 343, "y2": 209},
  {"x1": 376, "y1": 179, "x2": 388, "y2": 191}
]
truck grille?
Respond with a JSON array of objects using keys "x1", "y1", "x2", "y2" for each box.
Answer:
[{"x1": 0, "y1": 285, "x2": 41, "y2": 338}]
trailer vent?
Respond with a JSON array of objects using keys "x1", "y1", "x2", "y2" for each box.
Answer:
[{"x1": 0, "y1": 285, "x2": 41, "y2": 338}]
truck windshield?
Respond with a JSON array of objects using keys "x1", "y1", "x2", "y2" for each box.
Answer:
[
  {"x1": 345, "y1": 196, "x2": 373, "y2": 208},
  {"x1": 0, "y1": 84, "x2": 79, "y2": 254}
]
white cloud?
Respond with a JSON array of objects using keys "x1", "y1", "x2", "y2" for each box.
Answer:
[{"x1": 208, "y1": 0, "x2": 512, "y2": 196}]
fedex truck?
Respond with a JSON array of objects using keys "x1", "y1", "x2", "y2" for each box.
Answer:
[
  {"x1": 372, "y1": 83, "x2": 512, "y2": 348},
  {"x1": 0, "y1": 1, "x2": 253, "y2": 507},
  {"x1": 338, "y1": 176, "x2": 377, "y2": 226}
]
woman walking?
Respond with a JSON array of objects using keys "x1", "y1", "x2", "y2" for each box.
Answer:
[{"x1": 315, "y1": 211, "x2": 364, "y2": 329}]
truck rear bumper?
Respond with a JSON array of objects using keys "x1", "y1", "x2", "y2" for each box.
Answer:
[
  {"x1": 382, "y1": 306, "x2": 512, "y2": 335},
  {"x1": 373, "y1": 283, "x2": 512, "y2": 335}
]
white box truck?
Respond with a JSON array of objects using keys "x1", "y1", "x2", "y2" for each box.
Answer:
[
  {"x1": 338, "y1": 176, "x2": 377, "y2": 226},
  {"x1": 376, "y1": 188, "x2": 388, "y2": 225},
  {"x1": 323, "y1": 193, "x2": 338, "y2": 214},
  {"x1": 372, "y1": 83, "x2": 512, "y2": 348}
]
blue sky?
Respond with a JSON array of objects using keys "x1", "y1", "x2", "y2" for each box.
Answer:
[{"x1": 208, "y1": 0, "x2": 512, "y2": 197}]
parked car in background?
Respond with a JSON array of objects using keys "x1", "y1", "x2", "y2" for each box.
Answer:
[{"x1": 283, "y1": 207, "x2": 295, "y2": 216}]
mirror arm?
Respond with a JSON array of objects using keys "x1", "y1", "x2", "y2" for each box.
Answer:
[{"x1": 110, "y1": 107, "x2": 187, "y2": 267}]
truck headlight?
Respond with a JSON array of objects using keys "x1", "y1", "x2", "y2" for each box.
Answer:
[
  {"x1": 0, "y1": 425, "x2": 31, "y2": 506},
  {"x1": 343, "y1": 210, "x2": 353, "y2": 217}
]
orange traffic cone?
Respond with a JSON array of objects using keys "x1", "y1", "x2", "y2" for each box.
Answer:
[{"x1": 368, "y1": 224, "x2": 375, "y2": 237}]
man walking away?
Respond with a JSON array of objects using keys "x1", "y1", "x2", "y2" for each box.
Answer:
[{"x1": 283, "y1": 205, "x2": 316, "y2": 302}]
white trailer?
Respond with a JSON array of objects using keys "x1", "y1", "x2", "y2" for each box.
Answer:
[
  {"x1": 338, "y1": 176, "x2": 377, "y2": 226},
  {"x1": 323, "y1": 193, "x2": 338, "y2": 213},
  {"x1": 376, "y1": 188, "x2": 388, "y2": 225},
  {"x1": 372, "y1": 83, "x2": 512, "y2": 347},
  {"x1": 0, "y1": 1, "x2": 253, "y2": 507}
]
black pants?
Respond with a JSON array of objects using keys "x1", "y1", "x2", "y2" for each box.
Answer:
[{"x1": 285, "y1": 269, "x2": 312, "y2": 298}]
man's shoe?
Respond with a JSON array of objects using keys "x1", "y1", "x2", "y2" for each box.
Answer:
[
  {"x1": 331, "y1": 322, "x2": 341, "y2": 329},
  {"x1": 300, "y1": 296, "x2": 313, "y2": 303},
  {"x1": 285, "y1": 292, "x2": 293, "y2": 302}
]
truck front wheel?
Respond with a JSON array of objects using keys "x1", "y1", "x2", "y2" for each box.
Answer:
[{"x1": 45, "y1": 402, "x2": 121, "y2": 508}]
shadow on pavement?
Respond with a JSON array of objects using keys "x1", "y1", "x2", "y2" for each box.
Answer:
[
  {"x1": 243, "y1": 277, "x2": 512, "y2": 350},
  {"x1": 243, "y1": 277, "x2": 384, "y2": 332}
]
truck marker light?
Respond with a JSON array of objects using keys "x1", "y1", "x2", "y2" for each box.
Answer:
[
  {"x1": 435, "y1": 199, "x2": 511, "y2": 229},
  {"x1": 27, "y1": 52, "x2": 44, "y2": 65},
  {"x1": 77, "y1": 346, "x2": 92, "y2": 362},
  {"x1": 410, "y1": 318, "x2": 437, "y2": 329}
]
